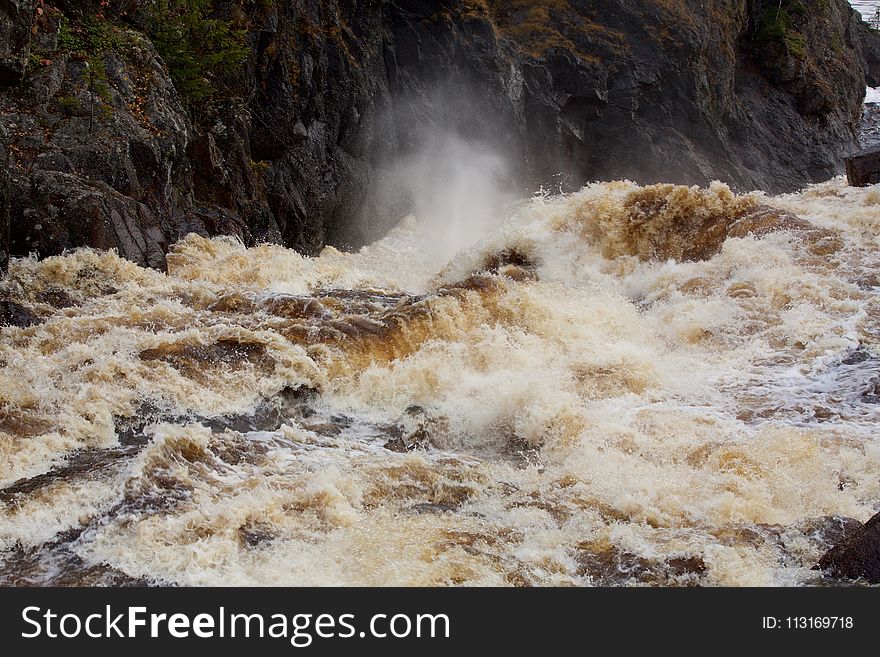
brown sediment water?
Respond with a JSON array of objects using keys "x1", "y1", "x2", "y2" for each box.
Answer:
[{"x1": 1, "y1": 178, "x2": 878, "y2": 586}]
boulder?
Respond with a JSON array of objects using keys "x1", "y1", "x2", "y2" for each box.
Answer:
[
  {"x1": 816, "y1": 511, "x2": 880, "y2": 583},
  {"x1": 846, "y1": 145, "x2": 880, "y2": 187}
]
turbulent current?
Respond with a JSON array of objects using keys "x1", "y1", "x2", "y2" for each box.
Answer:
[{"x1": 1, "y1": 178, "x2": 879, "y2": 586}]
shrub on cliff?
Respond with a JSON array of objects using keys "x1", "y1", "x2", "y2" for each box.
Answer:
[
  {"x1": 755, "y1": 4, "x2": 807, "y2": 59},
  {"x1": 51, "y1": 1, "x2": 249, "y2": 110},
  {"x1": 141, "y1": 0, "x2": 249, "y2": 109}
]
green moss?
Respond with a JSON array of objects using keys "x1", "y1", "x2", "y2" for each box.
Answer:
[
  {"x1": 250, "y1": 159, "x2": 270, "y2": 175},
  {"x1": 55, "y1": 13, "x2": 126, "y2": 107},
  {"x1": 23, "y1": 51, "x2": 43, "y2": 81},
  {"x1": 55, "y1": 2, "x2": 248, "y2": 112},
  {"x1": 95, "y1": 104, "x2": 115, "y2": 122},
  {"x1": 755, "y1": 7, "x2": 806, "y2": 60}
]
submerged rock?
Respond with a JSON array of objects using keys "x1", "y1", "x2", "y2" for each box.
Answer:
[
  {"x1": 0, "y1": 298, "x2": 40, "y2": 327},
  {"x1": 815, "y1": 511, "x2": 880, "y2": 583},
  {"x1": 576, "y1": 542, "x2": 706, "y2": 586},
  {"x1": 0, "y1": 531, "x2": 155, "y2": 587}
]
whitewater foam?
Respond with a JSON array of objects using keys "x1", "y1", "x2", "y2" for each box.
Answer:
[{"x1": 1, "y1": 178, "x2": 878, "y2": 586}]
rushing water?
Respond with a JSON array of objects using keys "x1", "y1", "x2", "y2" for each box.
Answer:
[
  {"x1": 850, "y1": 1, "x2": 880, "y2": 104},
  {"x1": 852, "y1": 0, "x2": 878, "y2": 21},
  {"x1": 1, "y1": 178, "x2": 878, "y2": 586}
]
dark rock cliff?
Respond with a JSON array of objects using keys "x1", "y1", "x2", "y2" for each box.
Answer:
[{"x1": 2, "y1": 0, "x2": 880, "y2": 271}]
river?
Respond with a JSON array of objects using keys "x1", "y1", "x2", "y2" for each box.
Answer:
[
  {"x1": 852, "y1": 1, "x2": 878, "y2": 21},
  {"x1": 1, "y1": 174, "x2": 878, "y2": 585}
]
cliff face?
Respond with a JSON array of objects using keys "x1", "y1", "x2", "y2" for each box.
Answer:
[{"x1": 2, "y1": 0, "x2": 880, "y2": 271}]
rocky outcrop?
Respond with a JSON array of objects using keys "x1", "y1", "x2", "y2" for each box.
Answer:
[
  {"x1": 1, "y1": 2, "x2": 276, "y2": 270},
  {"x1": 816, "y1": 511, "x2": 880, "y2": 583},
  {"x1": 245, "y1": 0, "x2": 880, "y2": 247},
  {"x1": 0, "y1": 0, "x2": 33, "y2": 86},
  {"x1": 2, "y1": 0, "x2": 880, "y2": 272}
]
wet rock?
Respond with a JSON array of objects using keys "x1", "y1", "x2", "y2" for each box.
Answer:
[
  {"x1": 200, "y1": 386, "x2": 314, "y2": 435},
  {"x1": 0, "y1": 298, "x2": 40, "y2": 326},
  {"x1": 238, "y1": 520, "x2": 276, "y2": 548},
  {"x1": 858, "y1": 103, "x2": 880, "y2": 149},
  {"x1": 576, "y1": 542, "x2": 706, "y2": 586},
  {"x1": 482, "y1": 248, "x2": 538, "y2": 281},
  {"x1": 384, "y1": 428, "x2": 430, "y2": 453},
  {"x1": 712, "y1": 523, "x2": 784, "y2": 550},
  {"x1": 409, "y1": 502, "x2": 460, "y2": 515},
  {"x1": 174, "y1": 206, "x2": 252, "y2": 245},
  {"x1": 792, "y1": 516, "x2": 863, "y2": 552},
  {"x1": 0, "y1": 446, "x2": 139, "y2": 507},
  {"x1": 0, "y1": 533, "x2": 156, "y2": 587},
  {"x1": 842, "y1": 346, "x2": 872, "y2": 365},
  {"x1": 846, "y1": 145, "x2": 880, "y2": 187},
  {"x1": 34, "y1": 285, "x2": 74, "y2": 308},
  {"x1": 483, "y1": 248, "x2": 535, "y2": 273},
  {"x1": 9, "y1": 171, "x2": 169, "y2": 269},
  {"x1": 114, "y1": 386, "x2": 316, "y2": 446},
  {"x1": 836, "y1": 346, "x2": 880, "y2": 404},
  {"x1": 114, "y1": 403, "x2": 162, "y2": 447},
  {"x1": 384, "y1": 405, "x2": 446, "y2": 453},
  {"x1": 139, "y1": 338, "x2": 270, "y2": 370},
  {"x1": 120, "y1": 468, "x2": 194, "y2": 515},
  {"x1": 815, "y1": 511, "x2": 880, "y2": 583}
]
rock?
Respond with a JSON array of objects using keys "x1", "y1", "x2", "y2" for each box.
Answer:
[
  {"x1": 846, "y1": 145, "x2": 880, "y2": 187},
  {"x1": 0, "y1": 168, "x2": 8, "y2": 274},
  {"x1": 816, "y1": 511, "x2": 880, "y2": 583},
  {"x1": 173, "y1": 206, "x2": 252, "y2": 245},
  {"x1": 576, "y1": 542, "x2": 706, "y2": 586},
  {"x1": 8, "y1": 170, "x2": 169, "y2": 269},
  {"x1": 3, "y1": 0, "x2": 880, "y2": 270},
  {"x1": 858, "y1": 12, "x2": 880, "y2": 87},
  {"x1": 0, "y1": 0, "x2": 33, "y2": 87},
  {"x1": 794, "y1": 515, "x2": 863, "y2": 552},
  {"x1": 0, "y1": 298, "x2": 40, "y2": 327},
  {"x1": 1, "y1": 27, "x2": 257, "y2": 270},
  {"x1": 383, "y1": 405, "x2": 443, "y2": 453}
]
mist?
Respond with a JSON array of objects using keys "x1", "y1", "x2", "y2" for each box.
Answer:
[{"x1": 358, "y1": 129, "x2": 517, "y2": 265}]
